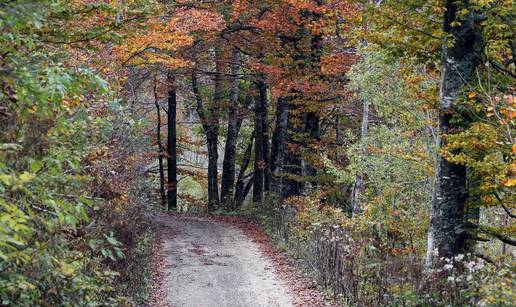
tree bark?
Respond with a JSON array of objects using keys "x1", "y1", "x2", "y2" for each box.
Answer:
[
  {"x1": 206, "y1": 136, "x2": 219, "y2": 210},
  {"x1": 153, "y1": 77, "x2": 167, "y2": 208},
  {"x1": 221, "y1": 49, "x2": 240, "y2": 205},
  {"x1": 236, "y1": 179, "x2": 254, "y2": 209},
  {"x1": 270, "y1": 97, "x2": 289, "y2": 195},
  {"x1": 253, "y1": 84, "x2": 265, "y2": 203},
  {"x1": 351, "y1": 99, "x2": 369, "y2": 218},
  {"x1": 167, "y1": 74, "x2": 178, "y2": 210},
  {"x1": 282, "y1": 100, "x2": 304, "y2": 199},
  {"x1": 335, "y1": 105, "x2": 343, "y2": 144},
  {"x1": 257, "y1": 80, "x2": 271, "y2": 192},
  {"x1": 302, "y1": 111, "x2": 320, "y2": 187},
  {"x1": 425, "y1": 0, "x2": 482, "y2": 268},
  {"x1": 234, "y1": 134, "x2": 254, "y2": 209},
  {"x1": 192, "y1": 72, "x2": 220, "y2": 211}
]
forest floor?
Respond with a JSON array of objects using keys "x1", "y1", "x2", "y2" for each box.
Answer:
[{"x1": 146, "y1": 213, "x2": 329, "y2": 307}]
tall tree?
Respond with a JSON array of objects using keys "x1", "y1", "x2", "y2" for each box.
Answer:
[
  {"x1": 351, "y1": 99, "x2": 369, "y2": 218},
  {"x1": 425, "y1": 0, "x2": 482, "y2": 267},
  {"x1": 167, "y1": 74, "x2": 178, "y2": 210},
  {"x1": 302, "y1": 111, "x2": 320, "y2": 186},
  {"x1": 301, "y1": 1, "x2": 323, "y2": 190},
  {"x1": 234, "y1": 134, "x2": 254, "y2": 209},
  {"x1": 192, "y1": 71, "x2": 220, "y2": 210},
  {"x1": 258, "y1": 79, "x2": 271, "y2": 192},
  {"x1": 270, "y1": 97, "x2": 289, "y2": 195},
  {"x1": 253, "y1": 82, "x2": 265, "y2": 203},
  {"x1": 154, "y1": 76, "x2": 167, "y2": 207},
  {"x1": 282, "y1": 98, "x2": 305, "y2": 199},
  {"x1": 221, "y1": 49, "x2": 240, "y2": 205}
]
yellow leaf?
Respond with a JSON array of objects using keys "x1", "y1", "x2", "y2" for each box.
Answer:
[
  {"x1": 60, "y1": 262, "x2": 75, "y2": 277},
  {"x1": 19, "y1": 172, "x2": 35, "y2": 183},
  {"x1": 512, "y1": 144, "x2": 516, "y2": 154},
  {"x1": 503, "y1": 178, "x2": 516, "y2": 187},
  {"x1": 0, "y1": 174, "x2": 13, "y2": 186},
  {"x1": 468, "y1": 92, "x2": 477, "y2": 99}
]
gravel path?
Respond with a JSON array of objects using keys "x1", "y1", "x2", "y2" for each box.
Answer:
[{"x1": 158, "y1": 214, "x2": 294, "y2": 307}]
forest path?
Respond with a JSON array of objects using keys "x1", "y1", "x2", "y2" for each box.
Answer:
[{"x1": 151, "y1": 214, "x2": 294, "y2": 307}]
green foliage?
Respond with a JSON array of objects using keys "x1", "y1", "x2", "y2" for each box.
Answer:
[
  {"x1": 0, "y1": 0, "x2": 137, "y2": 305},
  {"x1": 336, "y1": 49, "x2": 437, "y2": 249}
]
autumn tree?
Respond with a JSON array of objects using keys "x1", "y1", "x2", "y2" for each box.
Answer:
[
  {"x1": 424, "y1": 0, "x2": 484, "y2": 267},
  {"x1": 230, "y1": 0, "x2": 357, "y2": 202},
  {"x1": 115, "y1": 3, "x2": 225, "y2": 211},
  {"x1": 220, "y1": 49, "x2": 241, "y2": 206},
  {"x1": 360, "y1": 0, "x2": 515, "y2": 268}
]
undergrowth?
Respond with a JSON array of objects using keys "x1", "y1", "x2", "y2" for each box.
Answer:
[{"x1": 245, "y1": 195, "x2": 515, "y2": 306}]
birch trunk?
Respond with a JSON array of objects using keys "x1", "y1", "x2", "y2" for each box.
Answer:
[
  {"x1": 425, "y1": 0, "x2": 482, "y2": 267},
  {"x1": 351, "y1": 99, "x2": 369, "y2": 218}
]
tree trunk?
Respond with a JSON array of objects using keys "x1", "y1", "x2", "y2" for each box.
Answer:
[
  {"x1": 270, "y1": 97, "x2": 289, "y2": 195},
  {"x1": 278, "y1": 4, "x2": 323, "y2": 199},
  {"x1": 167, "y1": 74, "x2": 178, "y2": 210},
  {"x1": 351, "y1": 99, "x2": 369, "y2": 218},
  {"x1": 253, "y1": 84, "x2": 265, "y2": 203},
  {"x1": 234, "y1": 134, "x2": 254, "y2": 209},
  {"x1": 153, "y1": 77, "x2": 166, "y2": 208},
  {"x1": 192, "y1": 72, "x2": 220, "y2": 211},
  {"x1": 206, "y1": 135, "x2": 219, "y2": 210},
  {"x1": 300, "y1": 2, "x2": 323, "y2": 190},
  {"x1": 335, "y1": 105, "x2": 343, "y2": 144},
  {"x1": 302, "y1": 111, "x2": 320, "y2": 188},
  {"x1": 282, "y1": 100, "x2": 304, "y2": 199},
  {"x1": 221, "y1": 49, "x2": 240, "y2": 205},
  {"x1": 257, "y1": 80, "x2": 271, "y2": 192},
  {"x1": 425, "y1": 0, "x2": 481, "y2": 268},
  {"x1": 236, "y1": 179, "x2": 254, "y2": 209}
]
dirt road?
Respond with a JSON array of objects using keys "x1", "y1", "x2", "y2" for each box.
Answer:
[{"x1": 151, "y1": 214, "x2": 295, "y2": 307}]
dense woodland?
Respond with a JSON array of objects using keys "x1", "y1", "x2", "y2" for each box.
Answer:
[{"x1": 0, "y1": 0, "x2": 515, "y2": 305}]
